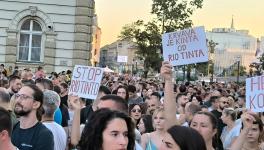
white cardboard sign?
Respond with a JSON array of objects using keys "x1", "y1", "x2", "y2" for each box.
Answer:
[
  {"x1": 117, "y1": 55, "x2": 128, "y2": 63},
  {"x1": 162, "y1": 26, "x2": 208, "y2": 66},
  {"x1": 246, "y1": 75, "x2": 264, "y2": 112},
  {"x1": 69, "y1": 65, "x2": 103, "y2": 99}
]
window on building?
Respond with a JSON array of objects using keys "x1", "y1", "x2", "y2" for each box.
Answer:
[{"x1": 18, "y1": 19, "x2": 42, "y2": 62}]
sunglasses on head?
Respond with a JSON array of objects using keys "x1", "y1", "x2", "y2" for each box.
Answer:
[{"x1": 131, "y1": 109, "x2": 142, "y2": 113}]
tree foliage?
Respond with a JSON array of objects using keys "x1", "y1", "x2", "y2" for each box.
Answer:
[
  {"x1": 152, "y1": 0, "x2": 203, "y2": 32},
  {"x1": 119, "y1": 0, "x2": 203, "y2": 78},
  {"x1": 231, "y1": 65, "x2": 247, "y2": 76},
  {"x1": 119, "y1": 20, "x2": 162, "y2": 78}
]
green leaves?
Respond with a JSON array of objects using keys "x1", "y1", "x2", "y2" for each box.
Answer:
[
  {"x1": 119, "y1": 0, "x2": 204, "y2": 78},
  {"x1": 152, "y1": 0, "x2": 203, "y2": 32}
]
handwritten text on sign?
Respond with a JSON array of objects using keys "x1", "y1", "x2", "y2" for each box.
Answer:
[
  {"x1": 162, "y1": 26, "x2": 208, "y2": 66},
  {"x1": 246, "y1": 75, "x2": 264, "y2": 112},
  {"x1": 69, "y1": 65, "x2": 103, "y2": 99}
]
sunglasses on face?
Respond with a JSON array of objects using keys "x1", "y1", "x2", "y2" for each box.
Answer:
[
  {"x1": 131, "y1": 109, "x2": 142, "y2": 113},
  {"x1": 221, "y1": 101, "x2": 229, "y2": 104}
]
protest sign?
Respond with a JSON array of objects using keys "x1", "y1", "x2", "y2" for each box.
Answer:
[
  {"x1": 69, "y1": 65, "x2": 103, "y2": 99},
  {"x1": 246, "y1": 75, "x2": 264, "y2": 112},
  {"x1": 117, "y1": 55, "x2": 128, "y2": 63},
  {"x1": 162, "y1": 26, "x2": 208, "y2": 66}
]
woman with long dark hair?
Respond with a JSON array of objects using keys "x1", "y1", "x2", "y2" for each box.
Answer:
[
  {"x1": 161, "y1": 125, "x2": 206, "y2": 150},
  {"x1": 79, "y1": 108, "x2": 135, "y2": 150}
]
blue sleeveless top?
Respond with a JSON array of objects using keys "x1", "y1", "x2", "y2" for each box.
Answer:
[{"x1": 146, "y1": 133, "x2": 158, "y2": 150}]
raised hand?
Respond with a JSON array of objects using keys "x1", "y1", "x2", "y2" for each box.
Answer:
[
  {"x1": 241, "y1": 111, "x2": 256, "y2": 129},
  {"x1": 68, "y1": 95, "x2": 81, "y2": 110},
  {"x1": 160, "y1": 61, "x2": 173, "y2": 81}
]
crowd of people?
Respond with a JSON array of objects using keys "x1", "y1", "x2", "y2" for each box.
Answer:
[{"x1": 0, "y1": 62, "x2": 263, "y2": 150}]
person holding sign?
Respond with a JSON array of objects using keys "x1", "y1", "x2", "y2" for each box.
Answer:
[{"x1": 230, "y1": 112, "x2": 263, "y2": 150}]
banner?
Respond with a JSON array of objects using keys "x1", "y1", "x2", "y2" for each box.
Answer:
[
  {"x1": 246, "y1": 75, "x2": 264, "y2": 112},
  {"x1": 69, "y1": 65, "x2": 103, "y2": 99},
  {"x1": 117, "y1": 55, "x2": 128, "y2": 63},
  {"x1": 162, "y1": 26, "x2": 208, "y2": 66}
]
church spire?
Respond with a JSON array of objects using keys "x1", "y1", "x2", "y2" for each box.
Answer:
[{"x1": 231, "y1": 15, "x2": 234, "y2": 29}]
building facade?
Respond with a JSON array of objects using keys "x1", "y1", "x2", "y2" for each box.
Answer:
[
  {"x1": 90, "y1": 14, "x2": 101, "y2": 67},
  {"x1": 0, "y1": 0, "x2": 94, "y2": 73},
  {"x1": 100, "y1": 40, "x2": 141, "y2": 73},
  {"x1": 206, "y1": 24, "x2": 257, "y2": 75}
]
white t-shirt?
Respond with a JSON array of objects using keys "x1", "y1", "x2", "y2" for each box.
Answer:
[
  {"x1": 221, "y1": 124, "x2": 241, "y2": 150},
  {"x1": 43, "y1": 122, "x2": 67, "y2": 150}
]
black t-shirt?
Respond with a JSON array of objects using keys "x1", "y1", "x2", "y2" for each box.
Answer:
[
  {"x1": 12, "y1": 122, "x2": 54, "y2": 150},
  {"x1": 80, "y1": 105, "x2": 94, "y2": 124},
  {"x1": 60, "y1": 104, "x2": 70, "y2": 127},
  {"x1": 60, "y1": 95, "x2": 68, "y2": 107}
]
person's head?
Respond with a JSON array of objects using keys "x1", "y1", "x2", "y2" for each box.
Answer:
[
  {"x1": 141, "y1": 88, "x2": 147, "y2": 97},
  {"x1": 185, "y1": 103, "x2": 201, "y2": 122},
  {"x1": 190, "y1": 111, "x2": 218, "y2": 144},
  {"x1": 201, "y1": 105, "x2": 209, "y2": 112},
  {"x1": 152, "y1": 108, "x2": 165, "y2": 130},
  {"x1": 218, "y1": 96, "x2": 229, "y2": 111},
  {"x1": 116, "y1": 85, "x2": 129, "y2": 100},
  {"x1": 150, "y1": 92, "x2": 161, "y2": 102},
  {"x1": 98, "y1": 85, "x2": 111, "y2": 96},
  {"x1": 8, "y1": 75, "x2": 22, "y2": 93},
  {"x1": 191, "y1": 95, "x2": 202, "y2": 106},
  {"x1": 127, "y1": 85, "x2": 137, "y2": 99},
  {"x1": 161, "y1": 125, "x2": 206, "y2": 150},
  {"x1": 80, "y1": 108, "x2": 135, "y2": 150},
  {"x1": 0, "y1": 89, "x2": 10, "y2": 107},
  {"x1": 211, "y1": 90, "x2": 221, "y2": 97},
  {"x1": 209, "y1": 96, "x2": 219, "y2": 110},
  {"x1": 53, "y1": 85, "x2": 61, "y2": 95},
  {"x1": 59, "y1": 82, "x2": 68, "y2": 95},
  {"x1": 187, "y1": 87, "x2": 194, "y2": 94},
  {"x1": 42, "y1": 90, "x2": 60, "y2": 118},
  {"x1": 221, "y1": 108, "x2": 237, "y2": 124},
  {"x1": 179, "y1": 84, "x2": 186, "y2": 93},
  {"x1": 37, "y1": 66, "x2": 43, "y2": 71},
  {"x1": 137, "y1": 114, "x2": 154, "y2": 134},
  {"x1": 150, "y1": 83, "x2": 158, "y2": 92},
  {"x1": 227, "y1": 96, "x2": 235, "y2": 108},
  {"x1": 237, "y1": 95, "x2": 245, "y2": 107},
  {"x1": 129, "y1": 104, "x2": 142, "y2": 123},
  {"x1": 0, "y1": 80, "x2": 8, "y2": 88},
  {"x1": 14, "y1": 84, "x2": 43, "y2": 119},
  {"x1": 146, "y1": 95, "x2": 161, "y2": 115},
  {"x1": 242, "y1": 113, "x2": 263, "y2": 144},
  {"x1": 98, "y1": 94, "x2": 128, "y2": 114},
  {"x1": 176, "y1": 93, "x2": 188, "y2": 108},
  {"x1": 0, "y1": 107, "x2": 13, "y2": 146},
  {"x1": 35, "y1": 78, "x2": 53, "y2": 91}
]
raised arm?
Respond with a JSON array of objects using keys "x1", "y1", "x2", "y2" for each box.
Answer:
[
  {"x1": 160, "y1": 61, "x2": 178, "y2": 130},
  {"x1": 69, "y1": 95, "x2": 81, "y2": 146},
  {"x1": 230, "y1": 112, "x2": 255, "y2": 150}
]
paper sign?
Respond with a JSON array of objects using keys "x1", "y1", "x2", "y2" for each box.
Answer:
[
  {"x1": 69, "y1": 65, "x2": 103, "y2": 99},
  {"x1": 117, "y1": 55, "x2": 128, "y2": 63},
  {"x1": 246, "y1": 75, "x2": 264, "y2": 112},
  {"x1": 162, "y1": 26, "x2": 208, "y2": 66}
]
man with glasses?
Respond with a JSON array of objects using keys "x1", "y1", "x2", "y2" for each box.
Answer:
[
  {"x1": 11, "y1": 84, "x2": 54, "y2": 150},
  {"x1": 0, "y1": 107, "x2": 18, "y2": 150}
]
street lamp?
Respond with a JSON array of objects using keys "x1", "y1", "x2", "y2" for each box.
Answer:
[{"x1": 236, "y1": 56, "x2": 241, "y2": 83}]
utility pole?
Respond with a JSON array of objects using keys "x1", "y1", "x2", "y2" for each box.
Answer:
[{"x1": 237, "y1": 60, "x2": 240, "y2": 83}]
